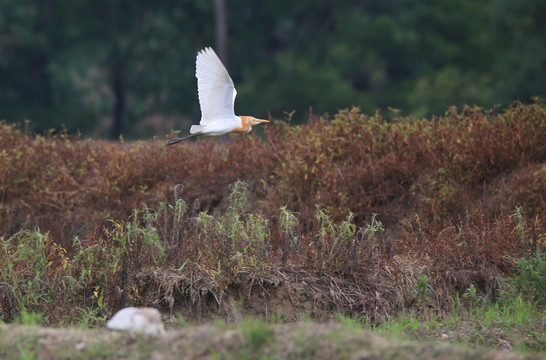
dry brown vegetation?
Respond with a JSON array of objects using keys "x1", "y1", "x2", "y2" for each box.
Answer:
[{"x1": 0, "y1": 101, "x2": 545, "y2": 327}]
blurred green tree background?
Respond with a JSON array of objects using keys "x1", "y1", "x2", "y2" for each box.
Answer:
[{"x1": 0, "y1": 0, "x2": 544, "y2": 138}]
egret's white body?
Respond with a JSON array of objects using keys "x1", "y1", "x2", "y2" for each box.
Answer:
[
  {"x1": 106, "y1": 307, "x2": 165, "y2": 335},
  {"x1": 167, "y1": 47, "x2": 268, "y2": 145}
]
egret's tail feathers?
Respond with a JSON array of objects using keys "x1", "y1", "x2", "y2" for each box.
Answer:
[
  {"x1": 166, "y1": 133, "x2": 201, "y2": 146},
  {"x1": 190, "y1": 125, "x2": 205, "y2": 134}
]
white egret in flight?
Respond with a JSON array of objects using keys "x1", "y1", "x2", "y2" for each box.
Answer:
[{"x1": 167, "y1": 47, "x2": 269, "y2": 145}]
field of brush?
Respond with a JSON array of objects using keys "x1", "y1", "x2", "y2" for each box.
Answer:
[{"x1": 1, "y1": 102, "x2": 545, "y2": 358}]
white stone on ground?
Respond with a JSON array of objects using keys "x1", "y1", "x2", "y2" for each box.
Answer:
[{"x1": 106, "y1": 307, "x2": 165, "y2": 335}]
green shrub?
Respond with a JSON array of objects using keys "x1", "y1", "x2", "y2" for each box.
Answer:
[{"x1": 515, "y1": 250, "x2": 546, "y2": 306}]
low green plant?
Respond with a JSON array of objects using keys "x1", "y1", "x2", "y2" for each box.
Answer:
[
  {"x1": 375, "y1": 313, "x2": 427, "y2": 340},
  {"x1": 0, "y1": 231, "x2": 56, "y2": 321},
  {"x1": 280, "y1": 205, "x2": 300, "y2": 252},
  {"x1": 240, "y1": 318, "x2": 274, "y2": 351},
  {"x1": 362, "y1": 213, "x2": 385, "y2": 241},
  {"x1": 176, "y1": 314, "x2": 190, "y2": 327},
  {"x1": 511, "y1": 206, "x2": 527, "y2": 248},
  {"x1": 462, "y1": 284, "x2": 481, "y2": 308},
  {"x1": 315, "y1": 207, "x2": 360, "y2": 267},
  {"x1": 413, "y1": 273, "x2": 431, "y2": 303},
  {"x1": 448, "y1": 292, "x2": 462, "y2": 324},
  {"x1": 191, "y1": 181, "x2": 271, "y2": 271},
  {"x1": 337, "y1": 314, "x2": 371, "y2": 329},
  {"x1": 513, "y1": 250, "x2": 546, "y2": 306},
  {"x1": 72, "y1": 306, "x2": 108, "y2": 329},
  {"x1": 16, "y1": 311, "x2": 43, "y2": 326},
  {"x1": 127, "y1": 207, "x2": 167, "y2": 266},
  {"x1": 16, "y1": 335, "x2": 38, "y2": 360}
]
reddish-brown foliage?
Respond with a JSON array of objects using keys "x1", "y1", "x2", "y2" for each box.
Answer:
[
  {"x1": 2, "y1": 101, "x2": 546, "y2": 246},
  {"x1": 1, "y1": 102, "x2": 545, "y2": 323}
]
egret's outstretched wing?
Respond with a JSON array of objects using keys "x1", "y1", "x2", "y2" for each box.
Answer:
[{"x1": 196, "y1": 47, "x2": 236, "y2": 124}]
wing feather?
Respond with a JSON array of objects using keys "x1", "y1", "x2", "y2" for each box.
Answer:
[{"x1": 195, "y1": 47, "x2": 236, "y2": 124}]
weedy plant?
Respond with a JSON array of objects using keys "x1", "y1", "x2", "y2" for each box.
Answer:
[
  {"x1": 512, "y1": 250, "x2": 546, "y2": 307},
  {"x1": 0, "y1": 231, "x2": 56, "y2": 323},
  {"x1": 240, "y1": 317, "x2": 275, "y2": 351}
]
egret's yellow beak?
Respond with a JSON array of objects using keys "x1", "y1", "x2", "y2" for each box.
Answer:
[{"x1": 255, "y1": 119, "x2": 269, "y2": 123}]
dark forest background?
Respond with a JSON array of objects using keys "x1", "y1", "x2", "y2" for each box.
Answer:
[{"x1": 1, "y1": 0, "x2": 544, "y2": 138}]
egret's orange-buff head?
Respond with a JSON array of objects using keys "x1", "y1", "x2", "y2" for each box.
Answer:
[{"x1": 234, "y1": 116, "x2": 269, "y2": 133}]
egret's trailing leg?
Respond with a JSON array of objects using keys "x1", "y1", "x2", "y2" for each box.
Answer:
[{"x1": 166, "y1": 133, "x2": 202, "y2": 146}]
